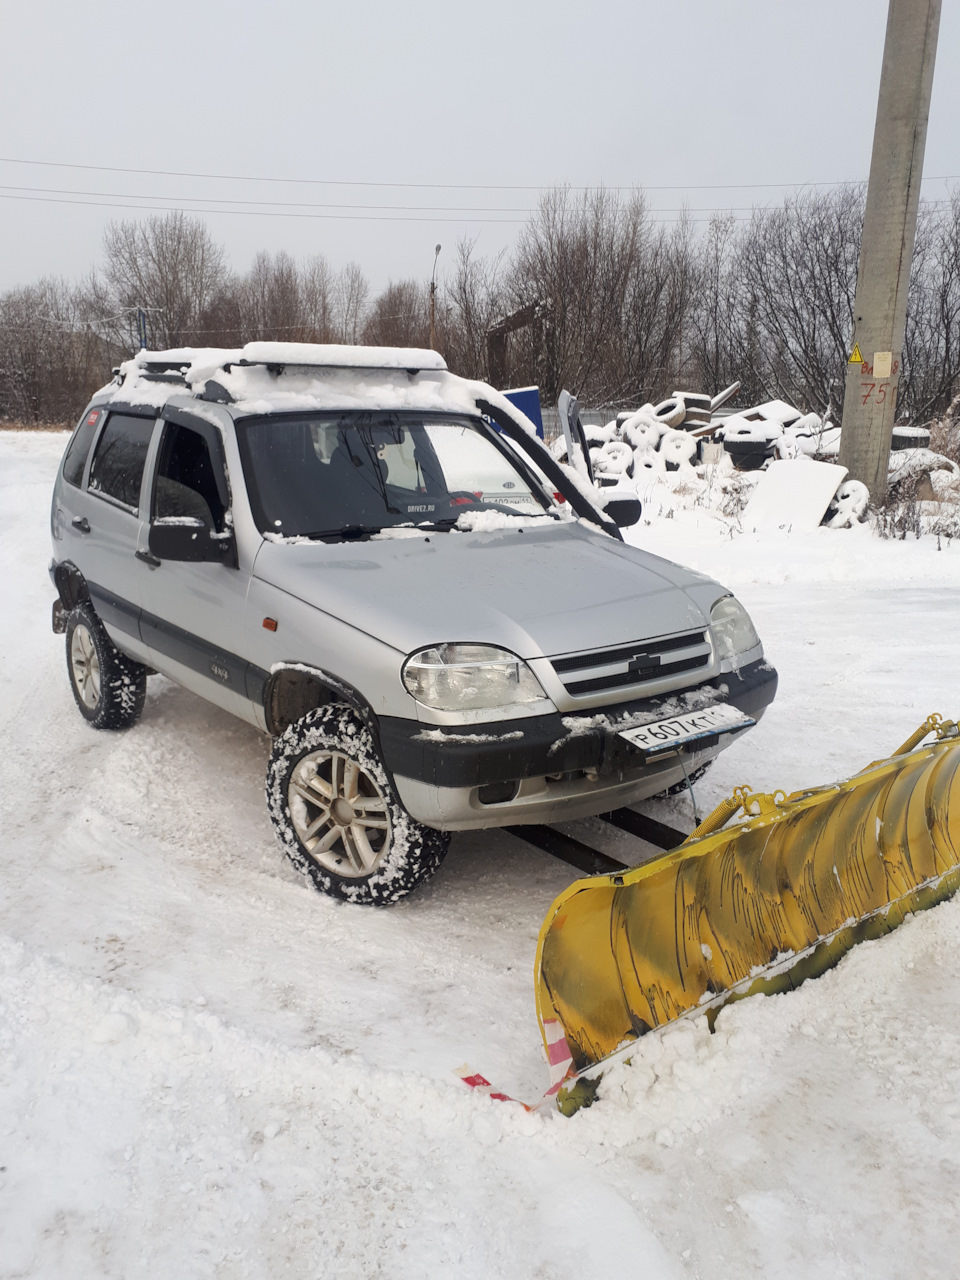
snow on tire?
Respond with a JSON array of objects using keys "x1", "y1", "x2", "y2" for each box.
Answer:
[
  {"x1": 596, "y1": 439, "x2": 634, "y2": 477},
  {"x1": 266, "y1": 704, "x2": 450, "y2": 906},
  {"x1": 65, "y1": 601, "x2": 147, "y2": 730},
  {"x1": 653, "y1": 397, "x2": 686, "y2": 429}
]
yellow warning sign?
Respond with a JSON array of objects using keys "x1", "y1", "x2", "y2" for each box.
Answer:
[{"x1": 848, "y1": 344, "x2": 863, "y2": 365}]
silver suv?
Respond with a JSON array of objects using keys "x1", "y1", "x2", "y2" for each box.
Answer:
[{"x1": 50, "y1": 343, "x2": 777, "y2": 904}]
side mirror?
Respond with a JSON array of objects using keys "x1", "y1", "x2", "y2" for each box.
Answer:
[
  {"x1": 149, "y1": 517, "x2": 236, "y2": 564},
  {"x1": 602, "y1": 496, "x2": 643, "y2": 529}
]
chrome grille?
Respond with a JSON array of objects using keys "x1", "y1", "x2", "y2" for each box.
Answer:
[{"x1": 550, "y1": 630, "x2": 712, "y2": 697}]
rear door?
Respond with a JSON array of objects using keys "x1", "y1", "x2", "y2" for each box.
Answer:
[{"x1": 65, "y1": 408, "x2": 159, "y2": 650}]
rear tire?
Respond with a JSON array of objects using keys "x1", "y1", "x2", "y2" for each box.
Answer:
[
  {"x1": 65, "y1": 602, "x2": 147, "y2": 730},
  {"x1": 266, "y1": 704, "x2": 449, "y2": 905}
]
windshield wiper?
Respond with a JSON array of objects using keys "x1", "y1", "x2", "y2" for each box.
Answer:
[
  {"x1": 301, "y1": 524, "x2": 384, "y2": 542},
  {"x1": 416, "y1": 517, "x2": 460, "y2": 531}
]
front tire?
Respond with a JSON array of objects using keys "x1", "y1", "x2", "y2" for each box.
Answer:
[
  {"x1": 65, "y1": 602, "x2": 147, "y2": 730},
  {"x1": 266, "y1": 704, "x2": 449, "y2": 905}
]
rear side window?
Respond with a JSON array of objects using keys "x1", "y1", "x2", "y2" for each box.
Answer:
[
  {"x1": 88, "y1": 413, "x2": 156, "y2": 510},
  {"x1": 62, "y1": 408, "x2": 104, "y2": 488}
]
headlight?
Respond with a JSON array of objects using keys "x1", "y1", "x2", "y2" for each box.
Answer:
[
  {"x1": 403, "y1": 643, "x2": 547, "y2": 711},
  {"x1": 710, "y1": 596, "x2": 760, "y2": 664}
]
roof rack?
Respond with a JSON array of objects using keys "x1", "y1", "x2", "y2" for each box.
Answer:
[
  {"x1": 114, "y1": 357, "x2": 189, "y2": 387},
  {"x1": 224, "y1": 358, "x2": 431, "y2": 378}
]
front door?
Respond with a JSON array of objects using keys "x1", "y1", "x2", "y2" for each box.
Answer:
[{"x1": 138, "y1": 414, "x2": 260, "y2": 725}]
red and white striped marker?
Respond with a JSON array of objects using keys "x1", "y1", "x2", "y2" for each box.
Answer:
[
  {"x1": 454, "y1": 1018, "x2": 575, "y2": 1110},
  {"x1": 541, "y1": 1018, "x2": 575, "y2": 1100}
]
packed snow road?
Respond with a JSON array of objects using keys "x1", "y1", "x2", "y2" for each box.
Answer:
[{"x1": 2, "y1": 430, "x2": 960, "y2": 1278}]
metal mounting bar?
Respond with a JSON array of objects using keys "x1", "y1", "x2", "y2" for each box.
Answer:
[
  {"x1": 505, "y1": 826, "x2": 629, "y2": 876},
  {"x1": 600, "y1": 808, "x2": 689, "y2": 851}
]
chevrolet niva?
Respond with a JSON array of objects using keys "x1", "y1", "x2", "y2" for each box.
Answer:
[{"x1": 50, "y1": 343, "x2": 777, "y2": 903}]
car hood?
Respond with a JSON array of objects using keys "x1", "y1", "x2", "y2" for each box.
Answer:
[{"x1": 252, "y1": 520, "x2": 725, "y2": 659}]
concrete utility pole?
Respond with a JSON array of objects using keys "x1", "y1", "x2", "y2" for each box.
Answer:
[{"x1": 839, "y1": 0, "x2": 941, "y2": 501}]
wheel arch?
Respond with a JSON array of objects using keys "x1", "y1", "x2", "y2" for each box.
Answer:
[
  {"x1": 263, "y1": 663, "x2": 382, "y2": 743},
  {"x1": 53, "y1": 560, "x2": 90, "y2": 610}
]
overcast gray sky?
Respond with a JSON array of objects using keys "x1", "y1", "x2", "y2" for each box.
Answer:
[{"x1": 0, "y1": 0, "x2": 956, "y2": 294}]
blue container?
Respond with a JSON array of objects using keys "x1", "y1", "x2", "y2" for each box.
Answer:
[{"x1": 503, "y1": 386, "x2": 545, "y2": 439}]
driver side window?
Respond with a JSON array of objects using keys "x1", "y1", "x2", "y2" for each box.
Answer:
[{"x1": 154, "y1": 422, "x2": 228, "y2": 531}]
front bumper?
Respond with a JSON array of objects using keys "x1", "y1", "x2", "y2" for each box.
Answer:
[{"x1": 380, "y1": 657, "x2": 777, "y2": 830}]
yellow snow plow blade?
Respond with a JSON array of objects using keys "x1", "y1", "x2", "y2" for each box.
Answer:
[{"x1": 535, "y1": 717, "x2": 960, "y2": 1091}]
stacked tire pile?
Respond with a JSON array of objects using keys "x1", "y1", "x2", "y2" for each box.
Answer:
[
  {"x1": 550, "y1": 392, "x2": 710, "y2": 485},
  {"x1": 713, "y1": 405, "x2": 830, "y2": 469}
]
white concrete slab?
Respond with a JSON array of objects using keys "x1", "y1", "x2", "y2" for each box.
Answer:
[{"x1": 742, "y1": 458, "x2": 848, "y2": 532}]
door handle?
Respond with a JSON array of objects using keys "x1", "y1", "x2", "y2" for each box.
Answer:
[
  {"x1": 135, "y1": 548, "x2": 161, "y2": 569},
  {"x1": 72, "y1": 516, "x2": 91, "y2": 533}
]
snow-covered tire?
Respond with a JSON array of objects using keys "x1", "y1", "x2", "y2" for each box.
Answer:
[
  {"x1": 266, "y1": 704, "x2": 450, "y2": 906},
  {"x1": 653, "y1": 397, "x2": 686, "y2": 429},
  {"x1": 597, "y1": 439, "x2": 634, "y2": 477},
  {"x1": 65, "y1": 602, "x2": 147, "y2": 730},
  {"x1": 823, "y1": 479, "x2": 870, "y2": 529}
]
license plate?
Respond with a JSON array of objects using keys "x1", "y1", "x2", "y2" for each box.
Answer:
[{"x1": 618, "y1": 704, "x2": 755, "y2": 756}]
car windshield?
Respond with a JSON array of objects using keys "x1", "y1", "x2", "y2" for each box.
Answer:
[{"x1": 236, "y1": 411, "x2": 553, "y2": 539}]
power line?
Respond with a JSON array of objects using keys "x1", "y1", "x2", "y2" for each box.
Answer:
[
  {"x1": 0, "y1": 192, "x2": 528, "y2": 225},
  {"x1": 0, "y1": 189, "x2": 788, "y2": 226},
  {"x1": 0, "y1": 154, "x2": 956, "y2": 194},
  {"x1": 0, "y1": 186, "x2": 951, "y2": 231},
  {"x1": 0, "y1": 183, "x2": 534, "y2": 215},
  {"x1": 7, "y1": 181, "x2": 950, "y2": 216}
]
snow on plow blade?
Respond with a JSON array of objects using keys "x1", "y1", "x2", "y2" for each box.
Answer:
[{"x1": 535, "y1": 717, "x2": 960, "y2": 1105}]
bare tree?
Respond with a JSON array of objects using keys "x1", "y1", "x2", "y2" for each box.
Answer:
[
  {"x1": 620, "y1": 214, "x2": 696, "y2": 402},
  {"x1": 331, "y1": 262, "x2": 369, "y2": 343},
  {"x1": 0, "y1": 278, "x2": 108, "y2": 423},
  {"x1": 94, "y1": 212, "x2": 228, "y2": 352},
  {"x1": 240, "y1": 250, "x2": 303, "y2": 342},
  {"x1": 363, "y1": 279, "x2": 429, "y2": 348},
  {"x1": 902, "y1": 193, "x2": 960, "y2": 421},
  {"x1": 300, "y1": 254, "x2": 335, "y2": 342},
  {"x1": 437, "y1": 238, "x2": 507, "y2": 379},
  {"x1": 687, "y1": 215, "x2": 740, "y2": 396},
  {"x1": 508, "y1": 187, "x2": 652, "y2": 404},
  {"x1": 732, "y1": 188, "x2": 863, "y2": 414}
]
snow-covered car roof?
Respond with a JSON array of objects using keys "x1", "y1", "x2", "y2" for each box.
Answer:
[
  {"x1": 101, "y1": 342, "x2": 533, "y2": 427},
  {"x1": 92, "y1": 341, "x2": 619, "y2": 533}
]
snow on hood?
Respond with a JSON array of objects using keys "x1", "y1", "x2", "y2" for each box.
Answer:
[{"x1": 252, "y1": 519, "x2": 718, "y2": 659}]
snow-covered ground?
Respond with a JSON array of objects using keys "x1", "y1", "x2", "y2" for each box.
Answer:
[{"x1": 3, "y1": 430, "x2": 960, "y2": 1279}]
